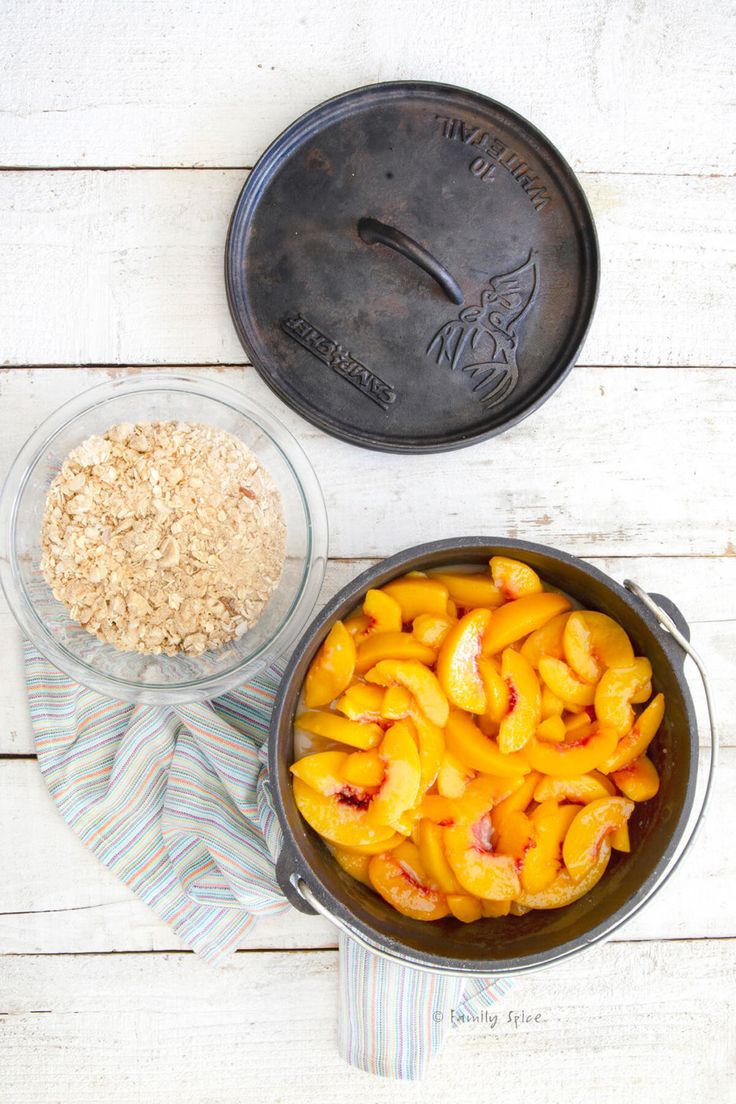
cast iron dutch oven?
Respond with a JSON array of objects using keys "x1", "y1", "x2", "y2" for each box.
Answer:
[{"x1": 269, "y1": 538, "x2": 716, "y2": 976}]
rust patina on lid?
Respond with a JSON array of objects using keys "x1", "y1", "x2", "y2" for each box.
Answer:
[{"x1": 225, "y1": 82, "x2": 599, "y2": 453}]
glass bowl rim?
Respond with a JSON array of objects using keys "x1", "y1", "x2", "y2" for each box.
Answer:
[{"x1": 0, "y1": 372, "x2": 329, "y2": 704}]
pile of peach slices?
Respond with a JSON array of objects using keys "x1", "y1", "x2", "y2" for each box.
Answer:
[{"x1": 291, "y1": 557, "x2": 664, "y2": 923}]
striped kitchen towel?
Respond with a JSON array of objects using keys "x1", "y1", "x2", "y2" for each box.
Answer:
[{"x1": 24, "y1": 641, "x2": 512, "y2": 1080}]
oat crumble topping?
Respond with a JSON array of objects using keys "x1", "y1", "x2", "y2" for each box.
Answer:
[{"x1": 39, "y1": 421, "x2": 286, "y2": 656}]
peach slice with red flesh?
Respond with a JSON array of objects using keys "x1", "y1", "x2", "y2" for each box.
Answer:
[
  {"x1": 522, "y1": 801, "x2": 580, "y2": 894},
  {"x1": 538, "y1": 656, "x2": 596, "y2": 706},
  {"x1": 444, "y1": 709, "x2": 531, "y2": 777},
  {"x1": 533, "y1": 770, "x2": 616, "y2": 805},
  {"x1": 344, "y1": 613, "x2": 370, "y2": 639},
  {"x1": 381, "y1": 576, "x2": 450, "y2": 622},
  {"x1": 365, "y1": 660, "x2": 450, "y2": 727},
  {"x1": 496, "y1": 809, "x2": 536, "y2": 871},
  {"x1": 295, "y1": 711, "x2": 384, "y2": 750},
  {"x1": 368, "y1": 841, "x2": 450, "y2": 920},
  {"x1": 293, "y1": 777, "x2": 396, "y2": 848},
  {"x1": 418, "y1": 819, "x2": 462, "y2": 893},
  {"x1": 563, "y1": 611, "x2": 634, "y2": 684},
  {"x1": 304, "y1": 621, "x2": 356, "y2": 708},
  {"x1": 483, "y1": 592, "x2": 572, "y2": 656},
  {"x1": 366, "y1": 719, "x2": 421, "y2": 827},
  {"x1": 525, "y1": 724, "x2": 618, "y2": 777},
  {"x1": 444, "y1": 815, "x2": 521, "y2": 900},
  {"x1": 361, "y1": 588, "x2": 402, "y2": 637},
  {"x1": 594, "y1": 658, "x2": 653, "y2": 736},
  {"x1": 290, "y1": 751, "x2": 349, "y2": 795},
  {"x1": 562, "y1": 796, "x2": 634, "y2": 882},
  {"x1": 335, "y1": 682, "x2": 385, "y2": 722},
  {"x1": 516, "y1": 839, "x2": 612, "y2": 909},
  {"x1": 497, "y1": 648, "x2": 542, "y2": 754},
  {"x1": 430, "y1": 572, "x2": 503, "y2": 610},
  {"x1": 342, "y1": 748, "x2": 385, "y2": 788},
  {"x1": 436, "y1": 608, "x2": 492, "y2": 713},
  {"x1": 355, "y1": 632, "x2": 436, "y2": 676},
  {"x1": 520, "y1": 612, "x2": 570, "y2": 668},
  {"x1": 611, "y1": 755, "x2": 660, "y2": 801},
  {"x1": 413, "y1": 612, "x2": 456, "y2": 649},
  {"x1": 490, "y1": 555, "x2": 543, "y2": 600},
  {"x1": 599, "y1": 693, "x2": 665, "y2": 773}
]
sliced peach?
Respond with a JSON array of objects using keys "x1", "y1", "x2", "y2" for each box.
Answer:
[
  {"x1": 516, "y1": 839, "x2": 612, "y2": 909},
  {"x1": 538, "y1": 656, "x2": 596, "y2": 706},
  {"x1": 381, "y1": 576, "x2": 450, "y2": 621},
  {"x1": 437, "y1": 751, "x2": 476, "y2": 798},
  {"x1": 536, "y1": 715, "x2": 566, "y2": 743},
  {"x1": 491, "y1": 770, "x2": 541, "y2": 835},
  {"x1": 632, "y1": 680, "x2": 652, "y2": 705},
  {"x1": 445, "y1": 709, "x2": 531, "y2": 777},
  {"x1": 293, "y1": 777, "x2": 395, "y2": 848},
  {"x1": 342, "y1": 748, "x2": 385, "y2": 788},
  {"x1": 522, "y1": 801, "x2": 580, "y2": 894},
  {"x1": 599, "y1": 693, "x2": 665, "y2": 772},
  {"x1": 444, "y1": 815, "x2": 521, "y2": 900},
  {"x1": 563, "y1": 611, "x2": 634, "y2": 684},
  {"x1": 430, "y1": 571, "x2": 503, "y2": 610},
  {"x1": 496, "y1": 809, "x2": 536, "y2": 868},
  {"x1": 330, "y1": 845, "x2": 373, "y2": 886},
  {"x1": 478, "y1": 655, "x2": 509, "y2": 723},
  {"x1": 520, "y1": 612, "x2": 570, "y2": 668},
  {"x1": 483, "y1": 592, "x2": 571, "y2": 656},
  {"x1": 497, "y1": 648, "x2": 542, "y2": 754},
  {"x1": 412, "y1": 712, "x2": 445, "y2": 793},
  {"x1": 611, "y1": 755, "x2": 660, "y2": 801},
  {"x1": 413, "y1": 612, "x2": 455, "y2": 649},
  {"x1": 525, "y1": 724, "x2": 619, "y2": 777},
  {"x1": 355, "y1": 632, "x2": 436, "y2": 676},
  {"x1": 594, "y1": 658, "x2": 653, "y2": 736},
  {"x1": 335, "y1": 682, "x2": 385, "y2": 722},
  {"x1": 533, "y1": 770, "x2": 616, "y2": 805},
  {"x1": 541, "y1": 684, "x2": 565, "y2": 719},
  {"x1": 304, "y1": 621, "x2": 356, "y2": 708},
  {"x1": 362, "y1": 587, "x2": 402, "y2": 634},
  {"x1": 447, "y1": 894, "x2": 483, "y2": 922},
  {"x1": 365, "y1": 660, "x2": 450, "y2": 727},
  {"x1": 295, "y1": 711, "x2": 383, "y2": 750},
  {"x1": 290, "y1": 750, "x2": 349, "y2": 795},
  {"x1": 367, "y1": 720, "x2": 421, "y2": 826},
  {"x1": 610, "y1": 821, "x2": 631, "y2": 852},
  {"x1": 436, "y1": 608, "x2": 492, "y2": 713},
  {"x1": 338, "y1": 832, "x2": 406, "y2": 855},
  {"x1": 562, "y1": 796, "x2": 634, "y2": 882},
  {"x1": 490, "y1": 555, "x2": 543, "y2": 600},
  {"x1": 481, "y1": 898, "x2": 511, "y2": 917},
  {"x1": 418, "y1": 819, "x2": 462, "y2": 893},
  {"x1": 418, "y1": 793, "x2": 459, "y2": 825},
  {"x1": 368, "y1": 841, "x2": 449, "y2": 920},
  {"x1": 381, "y1": 684, "x2": 413, "y2": 720},
  {"x1": 455, "y1": 773, "x2": 523, "y2": 822},
  {"x1": 344, "y1": 613, "x2": 370, "y2": 639},
  {"x1": 564, "y1": 711, "x2": 592, "y2": 735},
  {"x1": 446, "y1": 598, "x2": 458, "y2": 618}
]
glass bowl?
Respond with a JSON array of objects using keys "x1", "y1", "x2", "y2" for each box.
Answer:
[{"x1": 0, "y1": 373, "x2": 328, "y2": 704}]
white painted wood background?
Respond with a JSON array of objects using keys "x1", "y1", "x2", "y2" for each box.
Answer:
[{"x1": 1, "y1": 1, "x2": 734, "y2": 1099}]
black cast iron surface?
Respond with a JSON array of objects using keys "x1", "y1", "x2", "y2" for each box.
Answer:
[
  {"x1": 269, "y1": 538, "x2": 697, "y2": 975},
  {"x1": 226, "y1": 82, "x2": 599, "y2": 453}
]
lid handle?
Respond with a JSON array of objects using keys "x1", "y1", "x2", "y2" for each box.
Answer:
[{"x1": 357, "y1": 217, "x2": 464, "y2": 306}]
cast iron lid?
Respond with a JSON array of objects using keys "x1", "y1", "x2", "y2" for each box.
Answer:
[{"x1": 226, "y1": 82, "x2": 599, "y2": 453}]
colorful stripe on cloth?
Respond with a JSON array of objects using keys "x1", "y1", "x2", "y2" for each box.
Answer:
[{"x1": 24, "y1": 641, "x2": 513, "y2": 1079}]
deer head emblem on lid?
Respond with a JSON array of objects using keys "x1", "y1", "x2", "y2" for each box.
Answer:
[{"x1": 427, "y1": 251, "x2": 538, "y2": 409}]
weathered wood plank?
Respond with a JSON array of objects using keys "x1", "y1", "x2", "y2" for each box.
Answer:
[
  {"x1": 2, "y1": 941, "x2": 734, "y2": 1102},
  {"x1": 2, "y1": 0, "x2": 733, "y2": 174},
  {"x1": 0, "y1": 171, "x2": 733, "y2": 367},
  {"x1": 0, "y1": 747, "x2": 732, "y2": 953}
]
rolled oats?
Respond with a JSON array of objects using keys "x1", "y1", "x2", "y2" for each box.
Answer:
[{"x1": 40, "y1": 422, "x2": 286, "y2": 656}]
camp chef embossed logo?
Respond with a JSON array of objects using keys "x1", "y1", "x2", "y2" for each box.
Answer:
[
  {"x1": 427, "y1": 252, "x2": 538, "y2": 409},
  {"x1": 281, "y1": 314, "x2": 397, "y2": 411}
]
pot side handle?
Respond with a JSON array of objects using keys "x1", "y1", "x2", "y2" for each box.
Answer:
[{"x1": 275, "y1": 840, "x2": 318, "y2": 915}]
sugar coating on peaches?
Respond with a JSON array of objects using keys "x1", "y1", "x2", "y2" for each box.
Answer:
[{"x1": 291, "y1": 558, "x2": 664, "y2": 923}]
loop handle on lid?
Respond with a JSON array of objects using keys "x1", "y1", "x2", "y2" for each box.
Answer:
[{"x1": 358, "y1": 217, "x2": 464, "y2": 305}]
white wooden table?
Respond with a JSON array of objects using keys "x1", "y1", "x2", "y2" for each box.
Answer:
[{"x1": 1, "y1": 2, "x2": 734, "y2": 1099}]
